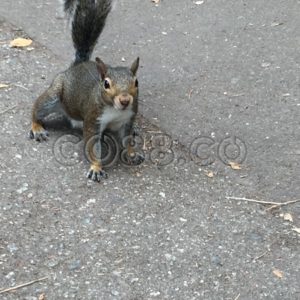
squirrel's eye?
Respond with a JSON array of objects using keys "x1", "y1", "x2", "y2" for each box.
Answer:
[
  {"x1": 104, "y1": 79, "x2": 110, "y2": 89},
  {"x1": 135, "y1": 79, "x2": 139, "y2": 88}
]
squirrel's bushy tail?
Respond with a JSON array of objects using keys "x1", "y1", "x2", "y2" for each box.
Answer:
[{"x1": 64, "y1": 0, "x2": 112, "y2": 63}]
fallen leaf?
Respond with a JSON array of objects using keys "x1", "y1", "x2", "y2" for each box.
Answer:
[
  {"x1": 292, "y1": 227, "x2": 300, "y2": 234},
  {"x1": 0, "y1": 83, "x2": 9, "y2": 89},
  {"x1": 271, "y1": 22, "x2": 284, "y2": 27},
  {"x1": 205, "y1": 170, "x2": 214, "y2": 178},
  {"x1": 273, "y1": 269, "x2": 283, "y2": 279},
  {"x1": 229, "y1": 161, "x2": 242, "y2": 170},
  {"x1": 38, "y1": 294, "x2": 46, "y2": 300},
  {"x1": 280, "y1": 213, "x2": 293, "y2": 222},
  {"x1": 152, "y1": 0, "x2": 160, "y2": 4},
  {"x1": 10, "y1": 38, "x2": 32, "y2": 48}
]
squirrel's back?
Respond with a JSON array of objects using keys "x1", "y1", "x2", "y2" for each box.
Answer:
[{"x1": 60, "y1": 61, "x2": 101, "y2": 118}]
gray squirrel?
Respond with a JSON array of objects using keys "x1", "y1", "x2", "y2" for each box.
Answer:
[{"x1": 30, "y1": 0, "x2": 143, "y2": 182}]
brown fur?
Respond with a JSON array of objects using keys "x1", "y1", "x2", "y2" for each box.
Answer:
[{"x1": 30, "y1": 59, "x2": 141, "y2": 181}]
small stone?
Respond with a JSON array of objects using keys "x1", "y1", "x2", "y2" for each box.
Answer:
[
  {"x1": 83, "y1": 218, "x2": 91, "y2": 224},
  {"x1": 165, "y1": 253, "x2": 176, "y2": 261},
  {"x1": 261, "y1": 62, "x2": 271, "y2": 68},
  {"x1": 48, "y1": 260, "x2": 59, "y2": 268},
  {"x1": 211, "y1": 255, "x2": 223, "y2": 266},
  {"x1": 69, "y1": 260, "x2": 81, "y2": 271},
  {"x1": 17, "y1": 183, "x2": 29, "y2": 194},
  {"x1": 111, "y1": 290, "x2": 119, "y2": 296},
  {"x1": 150, "y1": 291, "x2": 161, "y2": 296},
  {"x1": 7, "y1": 243, "x2": 18, "y2": 253},
  {"x1": 87, "y1": 198, "x2": 96, "y2": 204},
  {"x1": 5, "y1": 271, "x2": 15, "y2": 279}
]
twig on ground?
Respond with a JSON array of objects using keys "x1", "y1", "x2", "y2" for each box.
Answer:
[
  {"x1": 13, "y1": 84, "x2": 29, "y2": 90},
  {"x1": 230, "y1": 93, "x2": 244, "y2": 97},
  {"x1": 253, "y1": 249, "x2": 270, "y2": 261},
  {"x1": 252, "y1": 241, "x2": 276, "y2": 262},
  {"x1": 147, "y1": 130, "x2": 163, "y2": 133},
  {"x1": 225, "y1": 196, "x2": 300, "y2": 208},
  {"x1": 234, "y1": 293, "x2": 240, "y2": 300},
  {"x1": 265, "y1": 201, "x2": 299, "y2": 211},
  {"x1": 0, "y1": 277, "x2": 48, "y2": 294},
  {"x1": 0, "y1": 105, "x2": 17, "y2": 115}
]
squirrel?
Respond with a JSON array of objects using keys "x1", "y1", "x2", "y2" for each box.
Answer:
[{"x1": 30, "y1": 0, "x2": 144, "y2": 182}]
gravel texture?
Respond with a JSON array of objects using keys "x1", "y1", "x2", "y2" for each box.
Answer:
[{"x1": 0, "y1": 2, "x2": 299, "y2": 299}]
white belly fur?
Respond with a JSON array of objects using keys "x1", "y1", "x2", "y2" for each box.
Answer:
[
  {"x1": 70, "y1": 119, "x2": 83, "y2": 129},
  {"x1": 99, "y1": 106, "x2": 134, "y2": 132}
]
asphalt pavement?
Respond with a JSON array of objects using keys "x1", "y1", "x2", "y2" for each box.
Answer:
[{"x1": 0, "y1": 1, "x2": 299, "y2": 299}]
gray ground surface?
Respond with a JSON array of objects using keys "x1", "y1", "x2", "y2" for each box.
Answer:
[{"x1": 0, "y1": 1, "x2": 299, "y2": 299}]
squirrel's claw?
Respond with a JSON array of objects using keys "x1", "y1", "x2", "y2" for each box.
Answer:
[
  {"x1": 29, "y1": 129, "x2": 49, "y2": 142},
  {"x1": 133, "y1": 153, "x2": 145, "y2": 165},
  {"x1": 87, "y1": 168, "x2": 108, "y2": 182},
  {"x1": 132, "y1": 122, "x2": 141, "y2": 137},
  {"x1": 122, "y1": 152, "x2": 145, "y2": 166}
]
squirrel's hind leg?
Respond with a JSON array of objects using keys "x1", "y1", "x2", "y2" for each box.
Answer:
[{"x1": 30, "y1": 88, "x2": 62, "y2": 142}]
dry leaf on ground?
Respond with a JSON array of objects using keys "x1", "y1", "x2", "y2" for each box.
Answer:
[
  {"x1": 38, "y1": 294, "x2": 46, "y2": 300},
  {"x1": 152, "y1": 0, "x2": 160, "y2": 4},
  {"x1": 205, "y1": 170, "x2": 214, "y2": 178},
  {"x1": 280, "y1": 213, "x2": 293, "y2": 222},
  {"x1": 10, "y1": 38, "x2": 32, "y2": 48},
  {"x1": 271, "y1": 22, "x2": 284, "y2": 27},
  {"x1": 292, "y1": 227, "x2": 300, "y2": 234},
  {"x1": 0, "y1": 83, "x2": 9, "y2": 89},
  {"x1": 273, "y1": 269, "x2": 283, "y2": 279},
  {"x1": 229, "y1": 161, "x2": 242, "y2": 170}
]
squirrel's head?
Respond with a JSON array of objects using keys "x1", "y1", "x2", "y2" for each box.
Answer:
[{"x1": 96, "y1": 57, "x2": 139, "y2": 111}]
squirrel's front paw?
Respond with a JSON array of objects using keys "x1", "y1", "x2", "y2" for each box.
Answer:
[
  {"x1": 87, "y1": 165, "x2": 108, "y2": 182},
  {"x1": 121, "y1": 152, "x2": 145, "y2": 166},
  {"x1": 30, "y1": 123, "x2": 49, "y2": 142}
]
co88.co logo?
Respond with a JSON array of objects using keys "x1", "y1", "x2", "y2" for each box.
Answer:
[
  {"x1": 190, "y1": 135, "x2": 247, "y2": 166},
  {"x1": 149, "y1": 133, "x2": 175, "y2": 166}
]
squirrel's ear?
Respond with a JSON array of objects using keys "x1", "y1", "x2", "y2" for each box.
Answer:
[
  {"x1": 130, "y1": 57, "x2": 140, "y2": 76},
  {"x1": 95, "y1": 57, "x2": 107, "y2": 80}
]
